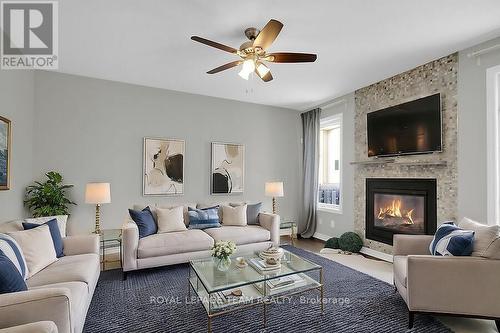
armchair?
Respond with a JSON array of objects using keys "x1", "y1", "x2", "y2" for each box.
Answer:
[{"x1": 393, "y1": 234, "x2": 500, "y2": 330}]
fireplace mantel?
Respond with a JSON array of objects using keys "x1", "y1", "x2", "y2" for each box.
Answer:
[{"x1": 350, "y1": 159, "x2": 448, "y2": 167}]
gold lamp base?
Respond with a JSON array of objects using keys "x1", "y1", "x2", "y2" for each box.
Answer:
[{"x1": 94, "y1": 204, "x2": 101, "y2": 234}]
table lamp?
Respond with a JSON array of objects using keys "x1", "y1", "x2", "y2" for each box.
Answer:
[
  {"x1": 85, "y1": 183, "x2": 111, "y2": 234},
  {"x1": 265, "y1": 182, "x2": 284, "y2": 214}
]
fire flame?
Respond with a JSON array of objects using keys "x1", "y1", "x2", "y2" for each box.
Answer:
[{"x1": 377, "y1": 199, "x2": 414, "y2": 224}]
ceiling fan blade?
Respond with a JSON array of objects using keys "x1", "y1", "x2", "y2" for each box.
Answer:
[
  {"x1": 253, "y1": 19, "x2": 283, "y2": 50},
  {"x1": 191, "y1": 36, "x2": 238, "y2": 54},
  {"x1": 266, "y1": 52, "x2": 317, "y2": 63},
  {"x1": 206, "y1": 60, "x2": 242, "y2": 74},
  {"x1": 255, "y1": 69, "x2": 273, "y2": 82}
]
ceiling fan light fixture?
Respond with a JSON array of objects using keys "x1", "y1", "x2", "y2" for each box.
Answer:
[
  {"x1": 256, "y1": 62, "x2": 270, "y2": 77},
  {"x1": 238, "y1": 59, "x2": 255, "y2": 80}
]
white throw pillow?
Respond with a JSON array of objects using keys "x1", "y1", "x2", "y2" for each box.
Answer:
[
  {"x1": 156, "y1": 206, "x2": 187, "y2": 233},
  {"x1": 459, "y1": 217, "x2": 500, "y2": 258},
  {"x1": 8, "y1": 225, "x2": 58, "y2": 278},
  {"x1": 222, "y1": 205, "x2": 247, "y2": 226},
  {"x1": 24, "y1": 215, "x2": 68, "y2": 238}
]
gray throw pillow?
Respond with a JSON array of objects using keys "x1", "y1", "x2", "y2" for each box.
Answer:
[{"x1": 246, "y1": 202, "x2": 262, "y2": 225}]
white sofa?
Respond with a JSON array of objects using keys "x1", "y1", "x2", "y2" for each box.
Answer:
[
  {"x1": 122, "y1": 203, "x2": 280, "y2": 277},
  {"x1": 0, "y1": 220, "x2": 100, "y2": 333}
]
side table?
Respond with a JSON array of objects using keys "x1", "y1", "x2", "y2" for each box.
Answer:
[
  {"x1": 280, "y1": 220, "x2": 297, "y2": 246},
  {"x1": 99, "y1": 229, "x2": 122, "y2": 270}
]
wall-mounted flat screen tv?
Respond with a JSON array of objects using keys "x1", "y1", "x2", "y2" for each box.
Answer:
[{"x1": 367, "y1": 93, "x2": 442, "y2": 157}]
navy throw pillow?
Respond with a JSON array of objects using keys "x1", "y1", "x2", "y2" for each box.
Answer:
[
  {"x1": 129, "y1": 206, "x2": 157, "y2": 238},
  {"x1": 188, "y1": 206, "x2": 221, "y2": 230},
  {"x1": 0, "y1": 250, "x2": 28, "y2": 294},
  {"x1": 429, "y1": 221, "x2": 475, "y2": 256},
  {"x1": 23, "y1": 218, "x2": 64, "y2": 258}
]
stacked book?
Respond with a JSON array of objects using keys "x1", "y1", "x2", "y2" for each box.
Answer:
[
  {"x1": 254, "y1": 274, "x2": 307, "y2": 295},
  {"x1": 212, "y1": 289, "x2": 244, "y2": 306},
  {"x1": 248, "y1": 257, "x2": 281, "y2": 273}
]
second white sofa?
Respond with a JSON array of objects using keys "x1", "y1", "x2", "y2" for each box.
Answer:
[{"x1": 122, "y1": 203, "x2": 280, "y2": 277}]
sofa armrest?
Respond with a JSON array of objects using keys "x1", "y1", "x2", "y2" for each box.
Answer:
[
  {"x1": 62, "y1": 234, "x2": 99, "y2": 256},
  {"x1": 259, "y1": 213, "x2": 280, "y2": 246},
  {"x1": 122, "y1": 220, "x2": 139, "y2": 271},
  {"x1": 0, "y1": 321, "x2": 58, "y2": 333},
  {"x1": 393, "y1": 234, "x2": 433, "y2": 256},
  {"x1": 0, "y1": 288, "x2": 71, "y2": 333},
  {"x1": 406, "y1": 255, "x2": 500, "y2": 317}
]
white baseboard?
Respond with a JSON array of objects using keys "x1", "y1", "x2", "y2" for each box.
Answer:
[
  {"x1": 360, "y1": 247, "x2": 393, "y2": 263},
  {"x1": 312, "y1": 232, "x2": 330, "y2": 241}
]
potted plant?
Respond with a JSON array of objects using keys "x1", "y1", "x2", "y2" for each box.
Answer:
[
  {"x1": 24, "y1": 171, "x2": 76, "y2": 217},
  {"x1": 212, "y1": 240, "x2": 236, "y2": 271}
]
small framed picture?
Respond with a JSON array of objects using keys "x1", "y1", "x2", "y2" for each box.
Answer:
[
  {"x1": 211, "y1": 142, "x2": 244, "y2": 195},
  {"x1": 143, "y1": 137, "x2": 185, "y2": 196},
  {"x1": 0, "y1": 116, "x2": 11, "y2": 190}
]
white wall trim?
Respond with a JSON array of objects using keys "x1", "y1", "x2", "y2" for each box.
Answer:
[
  {"x1": 359, "y1": 247, "x2": 394, "y2": 263},
  {"x1": 486, "y1": 65, "x2": 500, "y2": 225},
  {"x1": 313, "y1": 232, "x2": 330, "y2": 241},
  {"x1": 313, "y1": 232, "x2": 393, "y2": 263}
]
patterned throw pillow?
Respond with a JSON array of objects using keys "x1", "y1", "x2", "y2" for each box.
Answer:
[
  {"x1": 430, "y1": 222, "x2": 475, "y2": 256},
  {"x1": 188, "y1": 206, "x2": 221, "y2": 230},
  {"x1": 0, "y1": 250, "x2": 28, "y2": 294},
  {"x1": 0, "y1": 234, "x2": 28, "y2": 280}
]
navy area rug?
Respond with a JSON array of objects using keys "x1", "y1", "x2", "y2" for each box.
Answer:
[{"x1": 84, "y1": 246, "x2": 452, "y2": 333}]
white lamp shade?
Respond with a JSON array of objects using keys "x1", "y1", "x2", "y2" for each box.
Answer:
[
  {"x1": 265, "y1": 182, "x2": 284, "y2": 197},
  {"x1": 85, "y1": 183, "x2": 111, "y2": 204}
]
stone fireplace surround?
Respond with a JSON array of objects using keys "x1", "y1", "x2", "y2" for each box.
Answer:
[{"x1": 353, "y1": 53, "x2": 458, "y2": 254}]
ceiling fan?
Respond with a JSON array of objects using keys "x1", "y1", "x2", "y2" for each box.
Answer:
[{"x1": 191, "y1": 19, "x2": 317, "y2": 82}]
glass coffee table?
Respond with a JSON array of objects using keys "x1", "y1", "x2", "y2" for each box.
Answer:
[{"x1": 188, "y1": 249, "x2": 324, "y2": 332}]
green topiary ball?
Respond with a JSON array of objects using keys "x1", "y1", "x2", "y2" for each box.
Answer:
[
  {"x1": 338, "y1": 232, "x2": 363, "y2": 253},
  {"x1": 324, "y1": 237, "x2": 340, "y2": 249}
]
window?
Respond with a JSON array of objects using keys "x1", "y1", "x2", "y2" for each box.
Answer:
[
  {"x1": 318, "y1": 114, "x2": 342, "y2": 211},
  {"x1": 487, "y1": 66, "x2": 500, "y2": 225}
]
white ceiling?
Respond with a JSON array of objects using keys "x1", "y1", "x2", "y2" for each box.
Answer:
[{"x1": 57, "y1": 0, "x2": 500, "y2": 110}]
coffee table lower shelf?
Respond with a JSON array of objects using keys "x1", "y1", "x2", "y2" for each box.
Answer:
[{"x1": 187, "y1": 270, "x2": 324, "y2": 332}]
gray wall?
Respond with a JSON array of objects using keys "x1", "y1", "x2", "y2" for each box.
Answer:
[
  {"x1": 315, "y1": 93, "x2": 355, "y2": 239},
  {"x1": 458, "y1": 37, "x2": 500, "y2": 224},
  {"x1": 0, "y1": 71, "x2": 34, "y2": 222},
  {"x1": 33, "y1": 71, "x2": 301, "y2": 234}
]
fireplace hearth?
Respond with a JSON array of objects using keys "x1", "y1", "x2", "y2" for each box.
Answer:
[{"x1": 366, "y1": 178, "x2": 437, "y2": 245}]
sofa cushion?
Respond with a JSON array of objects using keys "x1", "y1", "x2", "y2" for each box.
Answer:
[
  {"x1": 222, "y1": 205, "x2": 247, "y2": 226},
  {"x1": 29, "y1": 281, "x2": 87, "y2": 330},
  {"x1": 459, "y1": 217, "x2": 500, "y2": 258},
  {"x1": 203, "y1": 226, "x2": 271, "y2": 245},
  {"x1": 138, "y1": 230, "x2": 214, "y2": 258},
  {"x1": 393, "y1": 255, "x2": 407, "y2": 287},
  {"x1": 0, "y1": 250, "x2": 28, "y2": 294},
  {"x1": 0, "y1": 233, "x2": 28, "y2": 280},
  {"x1": 9, "y1": 225, "x2": 58, "y2": 278},
  {"x1": 24, "y1": 215, "x2": 68, "y2": 238},
  {"x1": 26, "y1": 253, "x2": 100, "y2": 292},
  {"x1": 230, "y1": 202, "x2": 262, "y2": 225},
  {"x1": 188, "y1": 207, "x2": 221, "y2": 230},
  {"x1": 23, "y1": 219, "x2": 64, "y2": 258},
  {"x1": 156, "y1": 206, "x2": 186, "y2": 233},
  {"x1": 429, "y1": 222, "x2": 474, "y2": 256},
  {"x1": 129, "y1": 207, "x2": 157, "y2": 238}
]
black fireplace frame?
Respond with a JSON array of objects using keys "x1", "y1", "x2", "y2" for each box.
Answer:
[{"x1": 366, "y1": 178, "x2": 437, "y2": 245}]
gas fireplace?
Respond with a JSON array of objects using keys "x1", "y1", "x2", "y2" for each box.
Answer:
[{"x1": 366, "y1": 178, "x2": 437, "y2": 245}]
